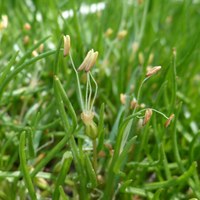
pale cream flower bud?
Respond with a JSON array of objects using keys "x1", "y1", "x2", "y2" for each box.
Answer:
[
  {"x1": 32, "y1": 50, "x2": 38, "y2": 57},
  {"x1": 117, "y1": 30, "x2": 128, "y2": 40},
  {"x1": 81, "y1": 111, "x2": 94, "y2": 125},
  {"x1": 85, "y1": 51, "x2": 98, "y2": 72},
  {"x1": 130, "y1": 98, "x2": 138, "y2": 109},
  {"x1": 143, "y1": 109, "x2": 153, "y2": 126},
  {"x1": 0, "y1": 15, "x2": 8, "y2": 30},
  {"x1": 138, "y1": 0, "x2": 144, "y2": 5},
  {"x1": 81, "y1": 111, "x2": 97, "y2": 139},
  {"x1": 63, "y1": 35, "x2": 70, "y2": 57},
  {"x1": 146, "y1": 66, "x2": 161, "y2": 77},
  {"x1": 104, "y1": 28, "x2": 113, "y2": 37},
  {"x1": 120, "y1": 93, "x2": 127, "y2": 105},
  {"x1": 148, "y1": 53, "x2": 154, "y2": 65},
  {"x1": 173, "y1": 48, "x2": 177, "y2": 57},
  {"x1": 78, "y1": 49, "x2": 98, "y2": 72},
  {"x1": 138, "y1": 52, "x2": 144, "y2": 65},
  {"x1": 35, "y1": 177, "x2": 48, "y2": 190},
  {"x1": 164, "y1": 114, "x2": 175, "y2": 128},
  {"x1": 78, "y1": 49, "x2": 94, "y2": 71},
  {"x1": 24, "y1": 23, "x2": 31, "y2": 31},
  {"x1": 39, "y1": 44, "x2": 44, "y2": 53},
  {"x1": 23, "y1": 35, "x2": 30, "y2": 45},
  {"x1": 132, "y1": 42, "x2": 139, "y2": 53}
]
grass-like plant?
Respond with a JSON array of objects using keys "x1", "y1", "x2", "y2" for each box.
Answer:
[{"x1": 0, "y1": 0, "x2": 200, "y2": 199}]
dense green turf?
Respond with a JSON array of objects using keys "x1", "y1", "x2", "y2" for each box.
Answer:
[{"x1": 0, "y1": 0, "x2": 200, "y2": 199}]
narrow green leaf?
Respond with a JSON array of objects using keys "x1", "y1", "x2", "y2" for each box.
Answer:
[
  {"x1": 27, "y1": 128, "x2": 35, "y2": 158},
  {"x1": 152, "y1": 189, "x2": 164, "y2": 200},
  {"x1": 19, "y1": 132, "x2": 37, "y2": 200},
  {"x1": 54, "y1": 78, "x2": 70, "y2": 131},
  {"x1": 0, "y1": 51, "x2": 19, "y2": 85},
  {"x1": 30, "y1": 133, "x2": 71, "y2": 178},
  {"x1": 84, "y1": 154, "x2": 97, "y2": 188},
  {"x1": 53, "y1": 152, "x2": 73, "y2": 200},
  {"x1": 54, "y1": 75, "x2": 77, "y2": 131},
  {"x1": 114, "y1": 136, "x2": 137, "y2": 176},
  {"x1": 53, "y1": 36, "x2": 63, "y2": 75},
  {"x1": 0, "y1": 50, "x2": 56, "y2": 98},
  {"x1": 16, "y1": 35, "x2": 51, "y2": 68},
  {"x1": 59, "y1": 186, "x2": 69, "y2": 200},
  {"x1": 144, "y1": 162, "x2": 197, "y2": 190}
]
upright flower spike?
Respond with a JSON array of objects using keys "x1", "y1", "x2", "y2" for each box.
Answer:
[
  {"x1": 63, "y1": 35, "x2": 70, "y2": 57},
  {"x1": 78, "y1": 49, "x2": 98, "y2": 72},
  {"x1": 146, "y1": 66, "x2": 161, "y2": 77}
]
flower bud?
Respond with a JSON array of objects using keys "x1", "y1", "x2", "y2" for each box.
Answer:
[
  {"x1": 81, "y1": 111, "x2": 98, "y2": 139},
  {"x1": 23, "y1": 35, "x2": 30, "y2": 45},
  {"x1": 143, "y1": 109, "x2": 153, "y2": 126},
  {"x1": 104, "y1": 28, "x2": 113, "y2": 37},
  {"x1": 148, "y1": 53, "x2": 154, "y2": 65},
  {"x1": 32, "y1": 50, "x2": 38, "y2": 57},
  {"x1": 117, "y1": 30, "x2": 128, "y2": 40},
  {"x1": 39, "y1": 43, "x2": 44, "y2": 53},
  {"x1": 24, "y1": 23, "x2": 31, "y2": 31},
  {"x1": 85, "y1": 121, "x2": 98, "y2": 139},
  {"x1": 138, "y1": 52, "x2": 144, "y2": 65},
  {"x1": 78, "y1": 49, "x2": 98, "y2": 72},
  {"x1": 85, "y1": 51, "x2": 98, "y2": 72},
  {"x1": 120, "y1": 93, "x2": 127, "y2": 105},
  {"x1": 164, "y1": 114, "x2": 175, "y2": 127},
  {"x1": 130, "y1": 98, "x2": 138, "y2": 109},
  {"x1": 0, "y1": 15, "x2": 8, "y2": 30},
  {"x1": 146, "y1": 66, "x2": 161, "y2": 77},
  {"x1": 63, "y1": 35, "x2": 70, "y2": 57},
  {"x1": 132, "y1": 42, "x2": 139, "y2": 53}
]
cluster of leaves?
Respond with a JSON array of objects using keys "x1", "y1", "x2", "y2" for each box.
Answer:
[{"x1": 0, "y1": 0, "x2": 200, "y2": 199}]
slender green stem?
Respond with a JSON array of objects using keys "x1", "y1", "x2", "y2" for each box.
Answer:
[
  {"x1": 134, "y1": 77, "x2": 150, "y2": 113},
  {"x1": 171, "y1": 49, "x2": 177, "y2": 112},
  {"x1": 85, "y1": 72, "x2": 89, "y2": 110},
  {"x1": 69, "y1": 52, "x2": 84, "y2": 111},
  {"x1": 93, "y1": 139, "x2": 97, "y2": 173},
  {"x1": 87, "y1": 72, "x2": 92, "y2": 111},
  {"x1": 89, "y1": 72, "x2": 98, "y2": 111},
  {"x1": 172, "y1": 103, "x2": 184, "y2": 172},
  {"x1": 151, "y1": 108, "x2": 169, "y2": 119}
]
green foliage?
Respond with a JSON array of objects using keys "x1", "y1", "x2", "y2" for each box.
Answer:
[{"x1": 0, "y1": 0, "x2": 200, "y2": 199}]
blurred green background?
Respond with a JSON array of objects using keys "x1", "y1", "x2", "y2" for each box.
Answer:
[{"x1": 0, "y1": 0, "x2": 200, "y2": 199}]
